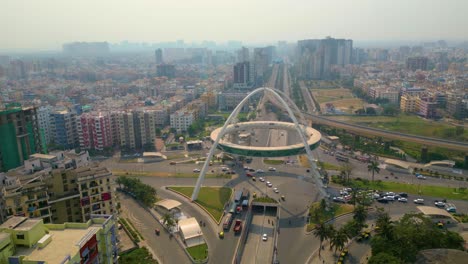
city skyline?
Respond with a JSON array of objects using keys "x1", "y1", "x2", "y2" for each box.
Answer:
[{"x1": 2, "y1": 0, "x2": 468, "y2": 51}]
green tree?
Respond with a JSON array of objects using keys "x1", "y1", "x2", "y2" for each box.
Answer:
[
  {"x1": 368, "y1": 252, "x2": 400, "y2": 264},
  {"x1": 342, "y1": 219, "x2": 362, "y2": 239},
  {"x1": 319, "y1": 198, "x2": 327, "y2": 212},
  {"x1": 367, "y1": 161, "x2": 380, "y2": 182},
  {"x1": 340, "y1": 162, "x2": 354, "y2": 184},
  {"x1": 353, "y1": 205, "x2": 368, "y2": 225},
  {"x1": 330, "y1": 227, "x2": 349, "y2": 253},
  {"x1": 313, "y1": 223, "x2": 329, "y2": 257},
  {"x1": 162, "y1": 213, "x2": 176, "y2": 231}
]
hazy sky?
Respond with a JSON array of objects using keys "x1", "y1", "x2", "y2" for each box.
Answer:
[{"x1": 2, "y1": 0, "x2": 467, "y2": 51}]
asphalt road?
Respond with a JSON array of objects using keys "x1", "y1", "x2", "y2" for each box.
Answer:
[
  {"x1": 241, "y1": 210, "x2": 276, "y2": 264},
  {"x1": 119, "y1": 193, "x2": 190, "y2": 264}
]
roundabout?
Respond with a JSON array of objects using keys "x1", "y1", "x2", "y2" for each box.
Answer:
[
  {"x1": 210, "y1": 121, "x2": 321, "y2": 157},
  {"x1": 192, "y1": 87, "x2": 325, "y2": 201}
]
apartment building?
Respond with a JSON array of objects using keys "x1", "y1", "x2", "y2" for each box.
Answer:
[
  {"x1": 170, "y1": 110, "x2": 194, "y2": 133},
  {"x1": 0, "y1": 104, "x2": 43, "y2": 172},
  {"x1": 116, "y1": 111, "x2": 136, "y2": 150},
  {"x1": 400, "y1": 94, "x2": 419, "y2": 113},
  {"x1": 0, "y1": 150, "x2": 115, "y2": 225},
  {"x1": 50, "y1": 109, "x2": 78, "y2": 149},
  {"x1": 77, "y1": 112, "x2": 113, "y2": 151},
  {"x1": 0, "y1": 214, "x2": 118, "y2": 264}
]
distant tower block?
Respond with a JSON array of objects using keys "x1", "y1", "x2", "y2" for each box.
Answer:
[{"x1": 155, "y1": 48, "x2": 163, "y2": 64}]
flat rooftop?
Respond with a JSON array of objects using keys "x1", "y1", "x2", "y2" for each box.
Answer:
[
  {"x1": 0, "y1": 217, "x2": 42, "y2": 231},
  {"x1": 17, "y1": 226, "x2": 100, "y2": 263},
  {"x1": 30, "y1": 153, "x2": 57, "y2": 160}
]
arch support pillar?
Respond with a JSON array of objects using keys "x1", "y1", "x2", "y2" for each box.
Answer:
[{"x1": 191, "y1": 87, "x2": 326, "y2": 201}]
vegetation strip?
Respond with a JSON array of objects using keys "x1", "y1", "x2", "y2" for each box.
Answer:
[
  {"x1": 168, "y1": 186, "x2": 232, "y2": 223},
  {"x1": 332, "y1": 177, "x2": 468, "y2": 201}
]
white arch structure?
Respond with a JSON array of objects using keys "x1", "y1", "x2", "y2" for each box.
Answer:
[{"x1": 191, "y1": 87, "x2": 327, "y2": 201}]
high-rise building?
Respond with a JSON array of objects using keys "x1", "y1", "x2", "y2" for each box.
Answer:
[
  {"x1": 233, "y1": 61, "x2": 253, "y2": 89},
  {"x1": 77, "y1": 112, "x2": 113, "y2": 151},
  {"x1": 237, "y1": 47, "x2": 249, "y2": 63},
  {"x1": 155, "y1": 48, "x2": 163, "y2": 64},
  {"x1": 116, "y1": 111, "x2": 136, "y2": 150},
  {"x1": 50, "y1": 109, "x2": 79, "y2": 149},
  {"x1": 406, "y1": 56, "x2": 428, "y2": 71},
  {"x1": 0, "y1": 103, "x2": 43, "y2": 172},
  {"x1": 156, "y1": 64, "x2": 176, "y2": 78},
  {"x1": 0, "y1": 214, "x2": 118, "y2": 264},
  {"x1": 113, "y1": 109, "x2": 162, "y2": 151},
  {"x1": 296, "y1": 37, "x2": 353, "y2": 80},
  {"x1": 37, "y1": 106, "x2": 53, "y2": 146}
]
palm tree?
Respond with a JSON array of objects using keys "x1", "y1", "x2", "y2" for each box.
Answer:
[
  {"x1": 162, "y1": 213, "x2": 175, "y2": 231},
  {"x1": 375, "y1": 210, "x2": 393, "y2": 239},
  {"x1": 319, "y1": 198, "x2": 327, "y2": 212},
  {"x1": 313, "y1": 223, "x2": 328, "y2": 257},
  {"x1": 353, "y1": 205, "x2": 368, "y2": 225},
  {"x1": 368, "y1": 161, "x2": 380, "y2": 182},
  {"x1": 330, "y1": 228, "x2": 349, "y2": 254}
]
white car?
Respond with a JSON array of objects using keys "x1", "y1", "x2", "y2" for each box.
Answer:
[
  {"x1": 193, "y1": 169, "x2": 201, "y2": 173},
  {"x1": 398, "y1": 197, "x2": 408, "y2": 203},
  {"x1": 262, "y1": 234, "x2": 268, "y2": 241},
  {"x1": 259, "y1": 177, "x2": 265, "y2": 182},
  {"x1": 414, "y1": 198, "x2": 425, "y2": 204},
  {"x1": 268, "y1": 167, "x2": 276, "y2": 171},
  {"x1": 266, "y1": 181, "x2": 273, "y2": 187},
  {"x1": 434, "y1": 201, "x2": 446, "y2": 208},
  {"x1": 384, "y1": 196, "x2": 395, "y2": 201},
  {"x1": 256, "y1": 169, "x2": 265, "y2": 173},
  {"x1": 273, "y1": 187, "x2": 279, "y2": 193},
  {"x1": 417, "y1": 175, "x2": 426, "y2": 180}
]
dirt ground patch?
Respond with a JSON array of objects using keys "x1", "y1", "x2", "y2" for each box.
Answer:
[
  {"x1": 312, "y1": 88, "x2": 354, "y2": 103},
  {"x1": 320, "y1": 98, "x2": 365, "y2": 113}
]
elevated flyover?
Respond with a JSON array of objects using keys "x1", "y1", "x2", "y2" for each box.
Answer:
[
  {"x1": 210, "y1": 121, "x2": 321, "y2": 157},
  {"x1": 304, "y1": 113, "x2": 468, "y2": 152}
]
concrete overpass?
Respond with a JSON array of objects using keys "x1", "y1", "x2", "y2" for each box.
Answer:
[{"x1": 305, "y1": 113, "x2": 468, "y2": 152}]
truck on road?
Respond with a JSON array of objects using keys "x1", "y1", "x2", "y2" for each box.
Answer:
[
  {"x1": 233, "y1": 220, "x2": 243, "y2": 234},
  {"x1": 223, "y1": 213, "x2": 233, "y2": 230}
]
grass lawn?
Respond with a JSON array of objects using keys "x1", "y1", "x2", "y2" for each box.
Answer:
[
  {"x1": 168, "y1": 186, "x2": 232, "y2": 222},
  {"x1": 306, "y1": 202, "x2": 354, "y2": 232},
  {"x1": 186, "y1": 243, "x2": 208, "y2": 261},
  {"x1": 264, "y1": 159, "x2": 285, "y2": 165},
  {"x1": 253, "y1": 196, "x2": 278, "y2": 204},
  {"x1": 119, "y1": 247, "x2": 158, "y2": 264},
  {"x1": 321, "y1": 162, "x2": 341, "y2": 171},
  {"x1": 348, "y1": 179, "x2": 468, "y2": 201},
  {"x1": 112, "y1": 170, "x2": 231, "y2": 178}
]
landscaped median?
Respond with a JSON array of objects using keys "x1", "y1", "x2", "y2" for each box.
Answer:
[
  {"x1": 306, "y1": 202, "x2": 354, "y2": 232},
  {"x1": 167, "y1": 186, "x2": 232, "y2": 223},
  {"x1": 332, "y1": 177, "x2": 468, "y2": 201},
  {"x1": 186, "y1": 243, "x2": 208, "y2": 262},
  {"x1": 263, "y1": 159, "x2": 285, "y2": 165},
  {"x1": 112, "y1": 170, "x2": 231, "y2": 178}
]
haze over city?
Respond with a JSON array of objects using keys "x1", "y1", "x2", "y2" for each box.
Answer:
[
  {"x1": 0, "y1": 1, "x2": 467, "y2": 264},
  {"x1": 2, "y1": 0, "x2": 468, "y2": 51}
]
